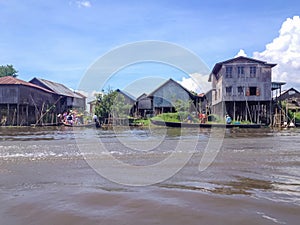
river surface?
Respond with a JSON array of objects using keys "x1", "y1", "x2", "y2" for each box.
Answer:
[{"x1": 0, "y1": 126, "x2": 299, "y2": 225}]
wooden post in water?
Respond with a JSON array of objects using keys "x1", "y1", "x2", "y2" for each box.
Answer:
[
  {"x1": 257, "y1": 102, "x2": 260, "y2": 123},
  {"x1": 245, "y1": 102, "x2": 248, "y2": 122},
  {"x1": 26, "y1": 104, "x2": 29, "y2": 126},
  {"x1": 17, "y1": 103, "x2": 19, "y2": 126},
  {"x1": 233, "y1": 101, "x2": 236, "y2": 121},
  {"x1": 7, "y1": 103, "x2": 9, "y2": 125}
]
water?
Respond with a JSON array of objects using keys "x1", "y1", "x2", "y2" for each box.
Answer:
[{"x1": 0, "y1": 126, "x2": 299, "y2": 224}]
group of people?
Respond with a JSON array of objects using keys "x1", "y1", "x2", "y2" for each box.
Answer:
[
  {"x1": 58, "y1": 110, "x2": 83, "y2": 125},
  {"x1": 189, "y1": 112, "x2": 232, "y2": 124}
]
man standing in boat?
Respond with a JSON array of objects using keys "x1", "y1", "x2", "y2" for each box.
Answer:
[
  {"x1": 225, "y1": 114, "x2": 232, "y2": 124},
  {"x1": 93, "y1": 114, "x2": 101, "y2": 128}
]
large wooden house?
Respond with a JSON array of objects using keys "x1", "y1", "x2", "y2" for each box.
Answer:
[
  {"x1": 208, "y1": 56, "x2": 276, "y2": 124},
  {"x1": 30, "y1": 77, "x2": 86, "y2": 113},
  {"x1": 0, "y1": 76, "x2": 56, "y2": 126}
]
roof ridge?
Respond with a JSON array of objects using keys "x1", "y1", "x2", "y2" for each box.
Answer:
[{"x1": 0, "y1": 76, "x2": 54, "y2": 93}]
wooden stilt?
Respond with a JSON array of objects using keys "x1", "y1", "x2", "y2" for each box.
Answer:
[
  {"x1": 26, "y1": 104, "x2": 29, "y2": 126},
  {"x1": 17, "y1": 104, "x2": 20, "y2": 126},
  {"x1": 233, "y1": 101, "x2": 236, "y2": 121}
]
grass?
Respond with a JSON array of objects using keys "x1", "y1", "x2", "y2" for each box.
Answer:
[
  {"x1": 152, "y1": 113, "x2": 181, "y2": 122},
  {"x1": 152, "y1": 113, "x2": 257, "y2": 125},
  {"x1": 131, "y1": 118, "x2": 151, "y2": 126}
]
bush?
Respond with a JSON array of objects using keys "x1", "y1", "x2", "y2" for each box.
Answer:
[
  {"x1": 207, "y1": 114, "x2": 221, "y2": 122},
  {"x1": 152, "y1": 113, "x2": 180, "y2": 122}
]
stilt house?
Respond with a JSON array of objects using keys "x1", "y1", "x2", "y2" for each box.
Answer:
[{"x1": 208, "y1": 56, "x2": 276, "y2": 124}]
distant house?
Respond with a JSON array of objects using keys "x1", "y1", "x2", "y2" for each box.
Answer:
[
  {"x1": 147, "y1": 78, "x2": 203, "y2": 115},
  {"x1": 116, "y1": 89, "x2": 136, "y2": 116},
  {"x1": 0, "y1": 76, "x2": 56, "y2": 126},
  {"x1": 208, "y1": 56, "x2": 277, "y2": 124},
  {"x1": 30, "y1": 78, "x2": 86, "y2": 113},
  {"x1": 278, "y1": 88, "x2": 300, "y2": 112},
  {"x1": 136, "y1": 93, "x2": 153, "y2": 118},
  {"x1": 88, "y1": 99, "x2": 97, "y2": 114}
]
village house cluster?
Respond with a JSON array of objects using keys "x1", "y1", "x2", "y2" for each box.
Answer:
[
  {"x1": 0, "y1": 76, "x2": 86, "y2": 126},
  {"x1": 89, "y1": 56, "x2": 299, "y2": 126},
  {"x1": 1, "y1": 55, "x2": 299, "y2": 126}
]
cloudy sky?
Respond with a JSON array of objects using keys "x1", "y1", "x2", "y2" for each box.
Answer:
[{"x1": 1, "y1": 0, "x2": 300, "y2": 97}]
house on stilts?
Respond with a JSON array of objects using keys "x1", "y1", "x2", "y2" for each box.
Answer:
[
  {"x1": 208, "y1": 56, "x2": 277, "y2": 124},
  {"x1": 0, "y1": 76, "x2": 56, "y2": 126}
]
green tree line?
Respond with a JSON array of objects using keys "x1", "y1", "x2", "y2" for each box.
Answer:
[{"x1": 0, "y1": 65, "x2": 18, "y2": 77}]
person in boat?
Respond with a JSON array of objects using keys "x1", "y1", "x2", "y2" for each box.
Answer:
[
  {"x1": 93, "y1": 114, "x2": 101, "y2": 128},
  {"x1": 186, "y1": 114, "x2": 192, "y2": 123},
  {"x1": 67, "y1": 113, "x2": 73, "y2": 125},
  {"x1": 199, "y1": 113, "x2": 207, "y2": 123},
  {"x1": 93, "y1": 114, "x2": 98, "y2": 123},
  {"x1": 225, "y1": 114, "x2": 232, "y2": 124}
]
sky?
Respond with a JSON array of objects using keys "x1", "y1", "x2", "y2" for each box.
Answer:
[{"x1": 1, "y1": 0, "x2": 300, "y2": 99}]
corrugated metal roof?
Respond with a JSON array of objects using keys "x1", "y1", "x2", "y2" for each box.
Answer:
[
  {"x1": 148, "y1": 78, "x2": 199, "y2": 99},
  {"x1": 33, "y1": 78, "x2": 84, "y2": 98},
  {"x1": 0, "y1": 76, "x2": 54, "y2": 93},
  {"x1": 116, "y1": 89, "x2": 136, "y2": 101}
]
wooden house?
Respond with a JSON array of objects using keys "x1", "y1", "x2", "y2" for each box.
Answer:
[
  {"x1": 29, "y1": 78, "x2": 86, "y2": 113},
  {"x1": 136, "y1": 93, "x2": 153, "y2": 118},
  {"x1": 0, "y1": 76, "x2": 56, "y2": 126},
  {"x1": 147, "y1": 78, "x2": 203, "y2": 115},
  {"x1": 208, "y1": 56, "x2": 276, "y2": 124},
  {"x1": 115, "y1": 89, "x2": 136, "y2": 116},
  {"x1": 278, "y1": 88, "x2": 300, "y2": 112}
]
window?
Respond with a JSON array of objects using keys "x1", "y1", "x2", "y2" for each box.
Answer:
[
  {"x1": 226, "y1": 86, "x2": 232, "y2": 96},
  {"x1": 249, "y1": 87, "x2": 257, "y2": 96},
  {"x1": 237, "y1": 66, "x2": 244, "y2": 77},
  {"x1": 225, "y1": 66, "x2": 232, "y2": 78},
  {"x1": 250, "y1": 66, "x2": 256, "y2": 77},
  {"x1": 237, "y1": 86, "x2": 244, "y2": 95}
]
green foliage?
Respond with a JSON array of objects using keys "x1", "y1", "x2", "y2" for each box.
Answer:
[
  {"x1": 94, "y1": 90, "x2": 131, "y2": 122},
  {"x1": 0, "y1": 65, "x2": 18, "y2": 77},
  {"x1": 174, "y1": 99, "x2": 191, "y2": 113},
  {"x1": 131, "y1": 118, "x2": 150, "y2": 126},
  {"x1": 289, "y1": 111, "x2": 300, "y2": 123},
  {"x1": 111, "y1": 93, "x2": 132, "y2": 118},
  {"x1": 152, "y1": 113, "x2": 180, "y2": 122},
  {"x1": 295, "y1": 112, "x2": 300, "y2": 123},
  {"x1": 152, "y1": 112, "x2": 199, "y2": 123}
]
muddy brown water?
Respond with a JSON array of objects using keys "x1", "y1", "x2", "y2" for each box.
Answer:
[{"x1": 0, "y1": 126, "x2": 299, "y2": 225}]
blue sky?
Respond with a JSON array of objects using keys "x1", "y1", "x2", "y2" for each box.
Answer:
[{"x1": 1, "y1": 0, "x2": 300, "y2": 97}]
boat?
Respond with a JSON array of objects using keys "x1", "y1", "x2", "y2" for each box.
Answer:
[
  {"x1": 31, "y1": 122, "x2": 63, "y2": 127},
  {"x1": 63, "y1": 121, "x2": 100, "y2": 128},
  {"x1": 150, "y1": 119, "x2": 261, "y2": 128}
]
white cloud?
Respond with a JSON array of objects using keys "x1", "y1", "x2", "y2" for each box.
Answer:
[
  {"x1": 253, "y1": 16, "x2": 300, "y2": 88},
  {"x1": 235, "y1": 49, "x2": 247, "y2": 58},
  {"x1": 178, "y1": 73, "x2": 211, "y2": 94},
  {"x1": 70, "y1": 0, "x2": 92, "y2": 8}
]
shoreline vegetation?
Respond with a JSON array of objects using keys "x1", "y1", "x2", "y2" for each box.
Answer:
[{"x1": 151, "y1": 112, "x2": 254, "y2": 125}]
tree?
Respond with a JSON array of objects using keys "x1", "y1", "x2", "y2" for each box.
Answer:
[
  {"x1": 94, "y1": 89, "x2": 131, "y2": 123},
  {"x1": 0, "y1": 65, "x2": 18, "y2": 77}
]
